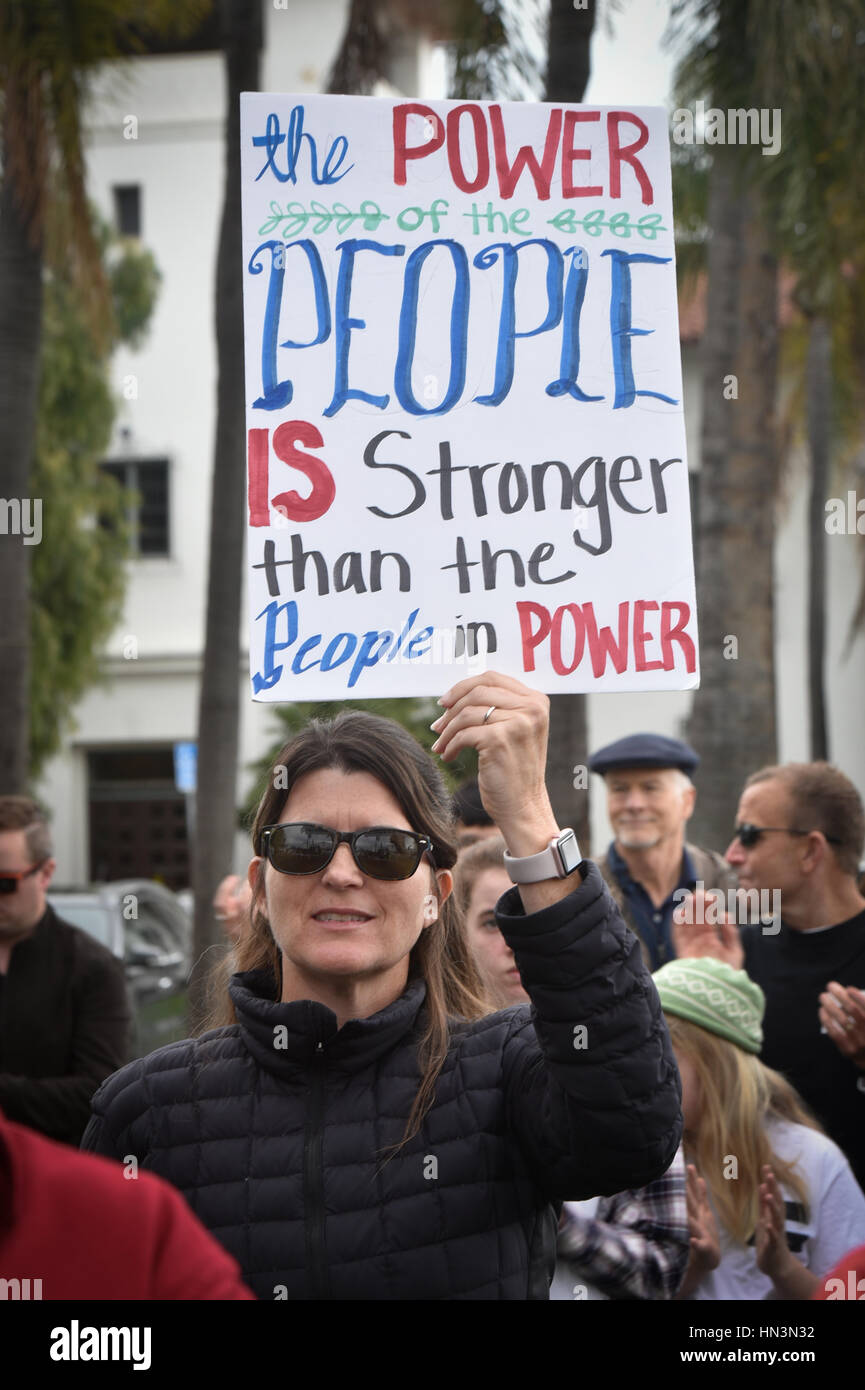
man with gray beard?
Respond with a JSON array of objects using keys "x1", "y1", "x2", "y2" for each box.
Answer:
[{"x1": 589, "y1": 733, "x2": 736, "y2": 970}]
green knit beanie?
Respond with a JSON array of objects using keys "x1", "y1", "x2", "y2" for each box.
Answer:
[{"x1": 653, "y1": 957, "x2": 765, "y2": 1054}]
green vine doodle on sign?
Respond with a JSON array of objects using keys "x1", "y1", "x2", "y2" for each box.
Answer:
[
  {"x1": 546, "y1": 210, "x2": 667, "y2": 238},
  {"x1": 258, "y1": 200, "x2": 390, "y2": 237}
]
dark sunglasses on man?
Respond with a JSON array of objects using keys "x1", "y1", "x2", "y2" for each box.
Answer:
[
  {"x1": 0, "y1": 861, "x2": 46, "y2": 895},
  {"x1": 260, "y1": 823, "x2": 436, "y2": 882},
  {"x1": 733, "y1": 823, "x2": 841, "y2": 849}
]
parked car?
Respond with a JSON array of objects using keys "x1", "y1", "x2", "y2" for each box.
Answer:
[{"x1": 48, "y1": 880, "x2": 192, "y2": 1059}]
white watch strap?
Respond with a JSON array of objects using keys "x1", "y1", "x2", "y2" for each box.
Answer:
[{"x1": 503, "y1": 831, "x2": 580, "y2": 883}]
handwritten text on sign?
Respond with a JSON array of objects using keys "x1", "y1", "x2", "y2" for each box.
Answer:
[{"x1": 240, "y1": 95, "x2": 699, "y2": 697}]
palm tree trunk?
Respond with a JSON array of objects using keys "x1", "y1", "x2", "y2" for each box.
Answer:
[
  {"x1": 685, "y1": 147, "x2": 779, "y2": 850},
  {"x1": 0, "y1": 115, "x2": 42, "y2": 793},
  {"x1": 327, "y1": 0, "x2": 391, "y2": 95},
  {"x1": 806, "y1": 314, "x2": 831, "y2": 760},
  {"x1": 545, "y1": 0, "x2": 595, "y2": 104},
  {"x1": 542, "y1": 0, "x2": 595, "y2": 853},
  {"x1": 188, "y1": 0, "x2": 261, "y2": 1027}
]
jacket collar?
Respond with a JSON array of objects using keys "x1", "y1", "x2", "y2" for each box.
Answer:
[{"x1": 229, "y1": 969, "x2": 427, "y2": 1076}]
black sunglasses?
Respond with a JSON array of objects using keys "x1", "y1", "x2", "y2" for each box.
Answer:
[
  {"x1": 0, "y1": 861, "x2": 45, "y2": 895},
  {"x1": 260, "y1": 823, "x2": 435, "y2": 881},
  {"x1": 733, "y1": 823, "x2": 841, "y2": 848}
]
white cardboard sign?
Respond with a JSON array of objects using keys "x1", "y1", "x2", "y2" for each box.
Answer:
[{"x1": 240, "y1": 93, "x2": 699, "y2": 698}]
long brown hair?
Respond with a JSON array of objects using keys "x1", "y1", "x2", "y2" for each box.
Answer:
[
  {"x1": 665, "y1": 1014, "x2": 822, "y2": 1243},
  {"x1": 206, "y1": 710, "x2": 489, "y2": 1147}
]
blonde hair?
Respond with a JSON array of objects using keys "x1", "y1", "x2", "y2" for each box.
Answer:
[{"x1": 665, "y1": 1013, "x2": 822, "y2": 1243}]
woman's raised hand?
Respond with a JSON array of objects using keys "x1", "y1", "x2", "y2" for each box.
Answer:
[{"x1": 430, "y1": 671, "x2": 559, "y2": 860}]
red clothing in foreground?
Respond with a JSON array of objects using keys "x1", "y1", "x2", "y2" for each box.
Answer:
[
  {"x1": 813, "y1": 1243, "x2": 865, "y2": 1301},
  {"x1": 0, "y1": 1109, "x2": 255, "y2": 1299}
]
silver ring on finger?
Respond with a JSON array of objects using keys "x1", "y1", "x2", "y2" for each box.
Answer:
[{"x1": 482, "y1": 705, "x2": 496, "y2": 725}]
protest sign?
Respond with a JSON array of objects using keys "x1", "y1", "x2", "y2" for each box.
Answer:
[{"x1": 240, "y1": 94, "x2": 699, "y2": 698}]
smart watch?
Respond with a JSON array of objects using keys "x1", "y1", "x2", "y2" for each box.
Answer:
[{"x1": 503, "y1": 829, "x2": 582, "y2": 883}]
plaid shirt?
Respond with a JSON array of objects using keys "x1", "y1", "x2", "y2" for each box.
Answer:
[{"x1": 556, "y1": 1144, "x2": 689, "y2": 1300}]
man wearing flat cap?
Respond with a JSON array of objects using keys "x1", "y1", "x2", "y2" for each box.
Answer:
[{"x1": 589, "y1": 733, "x2": 736, "y2": 970}]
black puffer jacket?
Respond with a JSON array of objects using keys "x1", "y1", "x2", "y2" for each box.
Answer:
[{"x1": 81, "y1": 864, "x2": 682, "y2": 1299}]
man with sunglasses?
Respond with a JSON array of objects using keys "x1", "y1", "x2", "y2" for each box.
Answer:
[
  {"x1": 0, "y1": 797, "x2": 131, "y2": 1146},
  {"x1": 674, "y1": 762, "x2": 865, "y2": 1190}
]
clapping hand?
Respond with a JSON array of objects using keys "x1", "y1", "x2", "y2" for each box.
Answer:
[
  {"x1": 754, "y1": 1165, "x2": 821, "y2": 1299},
  {"x1": 676, "y1": 1163, "x2": 720, "y2": 1298},
  {"x1": 686, "y1": 1163, "x2": 720, "y2": 1272},
  {"x1": 819, "y1": 982, "x2": 865, "y2": 1067},
  {"x1": 754, "y1": 1165, "x2": 789, "y2": 1281},
  {"x1": 671, "y1": 889, "x2": 744, "y2": 969}
]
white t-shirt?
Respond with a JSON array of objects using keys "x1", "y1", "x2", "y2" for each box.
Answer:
[{"x1": 691, "y1": 1119, "x2": 865, "y2": 1300}]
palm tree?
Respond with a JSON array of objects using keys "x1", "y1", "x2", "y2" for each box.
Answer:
[
  {"x1": 685, "y1": 148, "x2": 780, "y2": 848},
  {"x1": 670, "y1": 1, "x2": 783, "y2": 847},
  {"x1": 673, "y1": 0, "x2": 865, "y2": 848},
  {"x1": 545, "y1": 0, "x2": 596, "y2": 105},
  {"x1": 542, "y1": 0, "x2": 597, "y2": 850},
  {"x1": 755, "y1": 1, "x2": 865, "y2": 761},
  {"x1": 0, "y1": 0, "x2": 205, "y2": 794},
  {"x1": 188, "y1": 0, "x2": 261, "y2": 1027},
  {"x1": 327, "y1": 0, "x2": 392, "y2": 94},
  {"x1": 0, "y1": 80, "x2": 43, "y2": 793}
]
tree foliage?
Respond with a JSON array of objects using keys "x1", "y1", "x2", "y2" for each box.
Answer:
[
  {"x1": 29, "y1": 211, "x2": 161, "y2": 775},
  {"x1": 448, "y1": 0, "x2": 546, "y2": 100},
  {"x1": 670, "y1": 0, "x2": 865, "y2": 642},
  {"x1": 0, "y1": 0, "x2": 211, "y2": 793},
  {"x1": 241, "y1": 697, "x2": 478, "y2": 831},
  {"x1": 0, "y1": 0, "x2": 209, "y2": 332}
]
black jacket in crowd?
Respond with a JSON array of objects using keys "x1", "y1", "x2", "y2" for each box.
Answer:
[
  {"x1": 0, "y1": 906, "x2": 132, "y2": 1145},
  {"x1": 82, "y1": 862, "x2": 683, "y2": 1299}
]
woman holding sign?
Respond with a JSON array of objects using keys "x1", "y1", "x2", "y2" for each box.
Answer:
[{"x1": 82, "y1": 672, "x2": 681, "y2": 1300}]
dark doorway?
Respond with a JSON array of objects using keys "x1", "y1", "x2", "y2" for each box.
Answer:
[{"x1": 88, "y1": 747, "x2": 190, "y2": 889}]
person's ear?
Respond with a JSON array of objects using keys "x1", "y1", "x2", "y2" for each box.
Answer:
[
  {"x1": 41, "y1": 858, "x2": 57, "y2": 889},
  {"x1": 682, "y1": 783, "x2": 697, "y2": 820},
  {"x1": 247, "y1": 855, "x2": 268, "y2": 914},
  {"x1": 801, "y1": 832, "x2": 827, "y2": 874},
  {"x1": 435, "y1": 867, "x2": 453, "y2": 908},
  {"x1": 422, "y1": 869, "x2": 453, "y2": 928}
]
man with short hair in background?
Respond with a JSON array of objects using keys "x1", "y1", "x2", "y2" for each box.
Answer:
[
  {"x1": 0, "y1": 797, "x2": 131, "y2": 1146},
  {"x1": 674, "y1": 761, "x2": 865, "y2": 1190},
  {"x1": 590, "y1": 733, "x2": 737, "y2": 970}
]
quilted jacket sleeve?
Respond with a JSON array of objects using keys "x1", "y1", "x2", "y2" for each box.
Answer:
[
  {"x1": 496, "y1": 861, "x2": 682, "y2": 1200},
  {"x1": 81, "y1": 1053, "x2": 161, "y2": 1165}
]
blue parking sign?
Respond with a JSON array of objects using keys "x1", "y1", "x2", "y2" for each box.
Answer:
[{"x1": 173, "y1": 741, "x2": 197, "y2": 794}]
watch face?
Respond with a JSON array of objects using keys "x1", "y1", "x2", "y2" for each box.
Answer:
[{"x1": 557, "y1": 830, "x2": 581, "y2": 875}]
